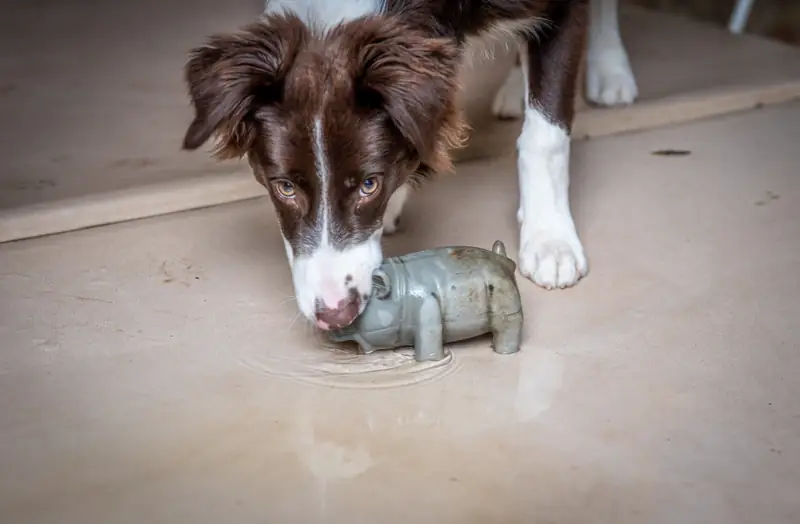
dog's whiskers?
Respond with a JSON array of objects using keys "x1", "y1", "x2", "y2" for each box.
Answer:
[
  {"x1": 287, "y1": 311, "x2": 304, "y2": 332},
  {"x1": 277, "y1": 295, "x2": 298, "y2": 307}
]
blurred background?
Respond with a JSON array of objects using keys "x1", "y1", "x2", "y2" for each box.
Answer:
[{"x1": 627, "y1": 0, "x2": 800, "y2": 44}]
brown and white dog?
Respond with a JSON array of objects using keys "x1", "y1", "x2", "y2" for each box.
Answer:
[{"x1": 181, "y1": 0, "x2": 637, "y2": 330}]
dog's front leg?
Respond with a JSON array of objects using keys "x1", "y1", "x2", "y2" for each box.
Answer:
[
  {"x1": 586, "y1": 0, "x2": 638, "y2": 105},
  {"x1": 516, "y1": 3, "x2": 589, "y2": 289}
]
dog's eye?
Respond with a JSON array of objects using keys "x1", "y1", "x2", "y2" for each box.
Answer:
[
  {"x1": 359, "y1": 176, "x2": 381, "y2": 197},
  {"x1": 274, "y1": 180, "x2": 296, "y2": 198}
]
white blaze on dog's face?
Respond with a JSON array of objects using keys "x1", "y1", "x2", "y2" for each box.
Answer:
[
  {"x1": 282, "y1": 117, "x2": 385, "y2": 328},
  {"x1": 180, "y1": 13, "x2": 465, "y2": 329}
]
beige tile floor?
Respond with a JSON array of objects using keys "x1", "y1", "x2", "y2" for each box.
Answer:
[{"x1": 1, "y1": 101, "x2": 798, "y2": 523}]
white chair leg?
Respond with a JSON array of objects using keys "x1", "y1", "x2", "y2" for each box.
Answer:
[{"x1": 728, "y1": 0, "x2": 756, "y2": 34}]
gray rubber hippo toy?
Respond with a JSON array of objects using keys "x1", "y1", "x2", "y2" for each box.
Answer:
[{"x1": 327, "y1": 240, "x2": 523, "y2": 362}]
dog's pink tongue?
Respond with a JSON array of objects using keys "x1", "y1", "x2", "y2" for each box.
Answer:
[{"x1": 316, "y1": 320, "x2": 331, "y2": 331}]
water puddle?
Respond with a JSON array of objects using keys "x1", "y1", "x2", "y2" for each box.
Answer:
[{"x1": 237, "y1": 336, "x2": 460, "y2": 390}]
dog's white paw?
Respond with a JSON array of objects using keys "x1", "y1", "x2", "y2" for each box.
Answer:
[
  {"x1": 382, "y1": 205, "x2": 402, "y2": 235},
  {"x1": 586, "y1": 43, "x2": 638, "y2": 107},
  {"x1": 492, "y1": 66, "x2": 525, "y2": 120},
  {"x1": 382, "y1": 185, "x2": 410, "y2": 235},
  {"x1": 518, "y1": 231, "x2": 588, "y2": 289},
  {"x1": 383, "y1": 215, "x2": 400, "y2": 235}
]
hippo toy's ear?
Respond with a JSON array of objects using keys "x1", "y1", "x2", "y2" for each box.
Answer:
[{"x1": 372, "y1": 269, "x2": 392, "y2": 300}]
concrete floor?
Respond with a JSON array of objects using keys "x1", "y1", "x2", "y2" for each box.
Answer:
[{"x1": 1, "y1": 101, "x2": 798, "y2": 523}]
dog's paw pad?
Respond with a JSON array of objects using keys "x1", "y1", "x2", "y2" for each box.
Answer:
[{"x1": 519, "y1": 236, "x2": 588, "y2": 289}]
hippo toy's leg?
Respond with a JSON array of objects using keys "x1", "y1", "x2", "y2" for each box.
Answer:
[
  {"x1": 352, "y1": 333, "x2": 377, "y2": 355},
  {"x1": 490, "y1": 311, "x2": 523, "y2": 355},
  {"x1": 413, "y1": 294, "x2": 446, "y2": 362},
  {"x1": 488, "y1": 278, "x2": 523, "y2": 355}
]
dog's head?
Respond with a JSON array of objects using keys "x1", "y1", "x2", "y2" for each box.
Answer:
[{"x1": 182, "y1": 13, "x2": 465, "y2": 329}]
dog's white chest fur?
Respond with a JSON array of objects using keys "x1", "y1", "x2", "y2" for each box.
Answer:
[{"x1": 264, "y1": 0, "x2": 384, "y2": 27}]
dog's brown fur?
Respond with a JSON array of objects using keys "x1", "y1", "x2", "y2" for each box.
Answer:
[{"x1": 181, "y1": 0, "x2": 594, "y2": 327}]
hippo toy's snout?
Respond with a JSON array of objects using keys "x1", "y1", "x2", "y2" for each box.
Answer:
[
  {"x1": 327, "y1": 326, "x2": 377, "y2": 355},
  {"x1": 327, "y1": 327, "x2": 356, "y2": 343}
]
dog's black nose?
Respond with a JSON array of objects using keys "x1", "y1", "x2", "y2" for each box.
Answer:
[{"x1": 314, "y1": 294, "x2": 361, "y2": 330}]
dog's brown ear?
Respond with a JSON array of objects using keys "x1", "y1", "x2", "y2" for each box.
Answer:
[
  {"x1": 182, "y1": 13, "x2": 308, "y2": 159},
  {"x1": 348, "y1": 17, "x2": 468, "y2": 173}
]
